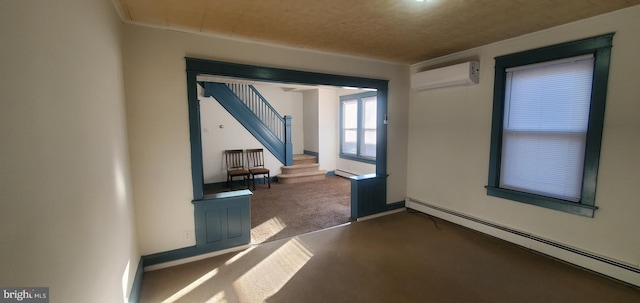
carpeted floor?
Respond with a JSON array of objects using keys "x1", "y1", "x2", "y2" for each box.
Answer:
[
  {"x1": 204, "y1": 176, "x2": 353, "y2": 244},
  {"x1": 249, "y1": 176, "x2": 351, "y2": 244},
  {"x1": 138, "y1": 211, "x2": 640, "y2": 303}
]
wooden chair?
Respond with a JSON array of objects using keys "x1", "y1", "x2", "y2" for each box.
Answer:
[
  {"x1": 225, "y1": 149, "x2": 250, "y2": 189},
  {"x1": 246, "y1": 148, "x2": 270, "y2": 190}
]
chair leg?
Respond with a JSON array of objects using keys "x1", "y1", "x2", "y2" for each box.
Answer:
[
  {"x1": 267, "y1": 172, "x2": 271, "y2": 188},
  {"x1": 252, "y1": 174, "x2": 256, "y2": 191}
]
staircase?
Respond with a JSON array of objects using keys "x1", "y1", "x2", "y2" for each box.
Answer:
[
  {"x1": 204, "y1": 82, "x2": 326, "y2": 184},
  {"x1": 203, "y1": 82, "x2": 293, "y2": 166},
  {"x1": 277, "y1": 154, "x2": 327, "y2": 184}
]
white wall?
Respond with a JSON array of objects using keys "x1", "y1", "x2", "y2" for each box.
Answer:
[
  {"x1": 200, "y1": 84, "x2": 304, "y2": 183},
  {"x1": 123, "y1": 24, "x2": 409, "y2": 255},
  {"x1": 303, "y1": 90, "x2": 320, "y2": 153},
  {"x1": 317, "y1": 88, "x2": 339, "y2": 171},
  {"x1": 336, "y1": 158, "x2": 376, "y2": 176},
  {"x1": 0, "y1": 1, "x2": 139, "y2": 302},
  {"x1": 407, "y1": 6, "x2": 640, "y2": 272}
]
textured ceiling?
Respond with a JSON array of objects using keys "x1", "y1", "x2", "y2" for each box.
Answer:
[{"x1": 115, "y1": 0, "x2": 640, "y2": 64}]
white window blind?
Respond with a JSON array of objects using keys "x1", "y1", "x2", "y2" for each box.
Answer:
[{"x1": 500, "y1": 54, "x2": 594, "y2": 202}]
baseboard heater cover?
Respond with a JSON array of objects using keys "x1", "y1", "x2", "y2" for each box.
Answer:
[
  {"x1": 335, "y1": 169, "x2": 359, "y2": 178},
  {"x1": 405, "y1": 197, "x2": 640, "y2": 287}
]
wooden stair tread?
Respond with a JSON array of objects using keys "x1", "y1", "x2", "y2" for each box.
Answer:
[
  {"x1": 282, "y1": 163, "x2": 319, "y2": 169},
  {"x1": 281, "y1": 164, "x2": 321, "y2": 175},
  {"x1": 277, "y1": 170, "x2": 327, "y2": 178},
  {"x1": 278, "y1": 156, "x2": 324, "y2": 183},
  {"x1": 277, "y1": 170, "x2": 327, "y2": 184},
  {"x1": 293, "y1": 154, "x2": 316, "y2": 160},
  {"x1": 292, "y1": 154, "x2": 317, "y2": 165}
]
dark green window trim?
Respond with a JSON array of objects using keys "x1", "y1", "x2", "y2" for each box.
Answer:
[
  {"x1": 486, "y1": 33, "x2": 614, "y2": 218},
  {"x1": 339, "y1": 91, "x2": 377, "y2": 164}
]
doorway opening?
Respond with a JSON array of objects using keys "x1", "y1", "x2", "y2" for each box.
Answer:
[
  {"x1": 186, "y1": 58, "x2": 389, "y2": 243},
  {"x1": 198, "y1": 77, "x2": 377, "y2": 243}
]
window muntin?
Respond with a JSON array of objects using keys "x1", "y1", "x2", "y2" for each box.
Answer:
[{"x1": 340, "y1": 92, "x2": 377, "y2": 162}]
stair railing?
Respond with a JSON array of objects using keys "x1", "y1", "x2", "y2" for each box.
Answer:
[
  {"x1": 203, "y1": 82, "x2": 293, "y2": 166},
  {"x1": 225, "y1": 83, "x2": 285, "y2": 143}
]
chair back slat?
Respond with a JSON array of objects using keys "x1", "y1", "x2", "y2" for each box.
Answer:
[
  {"x1": 246, "y1": 148, "x2": 265, "y2": 168},
  {"x1": 225, "y1": 149, "x2": 245, "y2": 170}
]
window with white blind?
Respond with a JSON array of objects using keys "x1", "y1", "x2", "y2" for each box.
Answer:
[
  {"x1": 340, "y1": 91, "x2": 377, "y2": 163},
  {"x1": 486, "y1": 34, "x2": 614, "y2": 217}
]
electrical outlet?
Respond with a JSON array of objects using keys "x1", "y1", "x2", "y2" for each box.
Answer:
[{"x1": 183, "y1": 230, "x2": 191, "y2": 241}]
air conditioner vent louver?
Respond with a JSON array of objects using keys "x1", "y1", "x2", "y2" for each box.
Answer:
[{"x1": 411, "y1": 61, "x2": 480, "y2": 91}]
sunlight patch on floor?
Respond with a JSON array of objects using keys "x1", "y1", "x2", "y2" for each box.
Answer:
[
  {"x1": 224, "y1": 246, "x2": 256, "y2": 266},
  {"x1": 251, "y1": 216, "x2": 287, "y2": 243},
  {"x1": 233, "y1": 237, "x2": 313, "y2": 302},
  {"x1": 161, "y1": 268, "x2": 219, "y2": 303},
  {"x1": 205, "y1": 290, "x2": 227, "y2": 303}
]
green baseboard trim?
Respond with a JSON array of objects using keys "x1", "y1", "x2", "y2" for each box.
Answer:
[
  {"x1": 203, "y1": 181, "x2": 248, "y2": 190},
  {"x1": 203, "y1": 182, "x2": 226, "y2": 190},
  {"x1": 303, "y1": 150, "x2": 319, "y2": 157},
  {"x1": 386, "y1": 200, "x2": 406, "y2": 211},
  {"x1": 143, "y1": 245, "x2": 219, "y2": 267},
  {"x1": 128, "y1": 257, "x2": 144, "y2": 303},
  {"x1": 326, "y1": 170, "x2": 335, "y2": 176},
  {"x1": 204, "y1": 178, "x2": 277, "y2": 190}
]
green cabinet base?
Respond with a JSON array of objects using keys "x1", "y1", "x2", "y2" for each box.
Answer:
[{"x1": 193, "y1": 189, "x2": 252, "y2": 251}]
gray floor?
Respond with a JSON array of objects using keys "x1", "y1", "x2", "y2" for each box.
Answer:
[{"x1": 139, "y1": 210, "x2": 640, "y2": 303}]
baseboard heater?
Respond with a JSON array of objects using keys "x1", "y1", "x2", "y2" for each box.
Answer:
[
  {"x1": 405, "y1": 197, "x2": 640, "y2": 287},
  {"x1": 335, "y1": 169, "x2": 359, "y2": 178}
]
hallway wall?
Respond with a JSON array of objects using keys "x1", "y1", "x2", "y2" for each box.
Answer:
[{"x1": 0, "y1": 0, "x2": 139, "y2": 302}]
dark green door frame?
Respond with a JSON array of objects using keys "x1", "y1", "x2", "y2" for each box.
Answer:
[{"x1": 185, "y1": 58, "x2": 388, "y2": 216}]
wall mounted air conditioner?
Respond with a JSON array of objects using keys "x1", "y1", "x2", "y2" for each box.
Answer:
[{"x1": 411, "y1": 61, "x2": 480, "y2": 91}]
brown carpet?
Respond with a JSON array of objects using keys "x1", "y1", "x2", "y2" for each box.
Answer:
[
  {"x1": 249, "y1": 176, "x2": 351, "y2": 244},
  {"x1": 139, "y1": 211, "x2": 640, "y2": 303}
]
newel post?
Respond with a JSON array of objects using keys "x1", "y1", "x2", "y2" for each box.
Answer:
[{"x1": 284, "y1": 115, "x2": 293, "y2": 166}]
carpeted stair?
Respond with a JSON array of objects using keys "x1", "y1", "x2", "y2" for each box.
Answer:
[{"x1": 277, "y1": 154, "x2": 326, "y2": 184}]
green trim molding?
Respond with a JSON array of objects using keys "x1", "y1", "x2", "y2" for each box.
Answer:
[
  {"x1": 186, "y1": 57, "x2": 389, "y2": 205},
  {"x1": 144, "y1": 190, "x2": 252, "y2": 267},
  {"x1": 303, "y1": 150, "x2": 319, "y2": 157},
  {"x1": 351, "y1": 173, "x2": 387, "y2": 218},
  {"x1": 128, "y1": 257, "x2": 144, "y2": 303}
]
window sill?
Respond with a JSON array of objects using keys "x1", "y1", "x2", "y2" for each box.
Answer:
[
  {"x1": 339, "y1": 153, "x2": 376, "y2": 165},
  {"x1": 485, "y1": 186, "x2": 597, "y2": 217}
]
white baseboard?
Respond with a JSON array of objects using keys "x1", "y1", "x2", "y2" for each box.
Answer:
[
  {"x1": 357, "y1": 208, "x2": 406, "y2": 222},
  {"x1": 406, "y1": 197, "x2": 640, "y2": 287}
]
